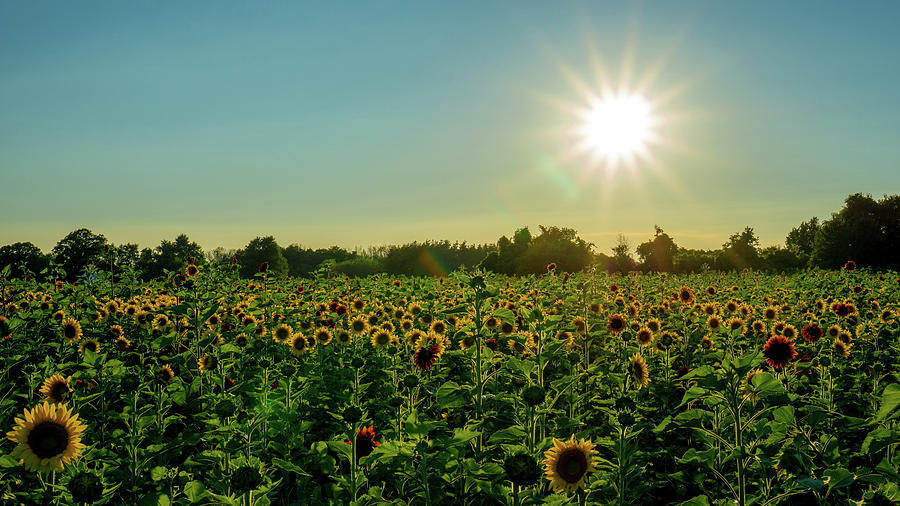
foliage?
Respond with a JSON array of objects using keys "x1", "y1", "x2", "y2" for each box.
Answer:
[
  {"x1": 811, "y1": 193, "x2": 900, "y2": 269},
  {"x1": 51, "y1": 228, "x2": 109, "y2": 281},
  {"x1": 235, "y1": 236, "x2": 288, "y2": 277}
]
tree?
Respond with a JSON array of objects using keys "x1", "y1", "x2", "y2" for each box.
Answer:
[
  {"x1": 717, "y1": 227, "x2": 759, "y2": 270},
  {"x1": 785, "y1": 217, "x2": 819, "y2": 266},
  {"x1": 52, "y1": 228, "x2": 108, "y2": 281},
  {"x1": 636, "y1": 226, "x2": 678, "y2": 272},
  {"x1": 0, "y1": 242, "x2": 50, "y2": 278},
  {"x1": 236, "y1": 236, "x2": 288, "y2": 277},
  {"x1": 810, "y1": 193, "x2": 899, "y2": 268},
  {"x1": 610, "y1": 234, "x2": 636, "y2": 273},
  {"x1": 136, "y1": 234, "x2": 205, "y2": 279},
  {"x1": 517, "y1": 226, "x2": 593, "y2": 274}
]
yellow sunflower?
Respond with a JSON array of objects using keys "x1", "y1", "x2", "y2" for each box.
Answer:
[
  {"x1": 6, "y1": 401, "x2": 87, "y2": 471},
  {"x1": 629, "y1": 353, "x2": 651, "y2": 389},
  {"x1": 370, "y1": 329, "x2": 395, "y2": 348},
  {"x1": 288, "y1": 333, "x2": 308, "y2": 356},
  {"x1": 39, "y1": 375, "x2": 72, "y2": 404},
  {"x1": 79, "y1": 339, "x2": 100, "y2": 356},
  {"x1": 543, "y1": 436, "x2": 598, "y2": 493},
  {"x1": 61, "y1": 318, "x2": 82, "y2": 342}
]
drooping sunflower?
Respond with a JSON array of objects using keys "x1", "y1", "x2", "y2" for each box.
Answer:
[
  {"x1": 52, "y1": 310, "x2": 66, "y2": 323},
  {"x1": 6, "y1": 401, "x2": 87, "y2": 471},
  {"x1": 108, "y1": 325, "x2": 124, "y2": 339},
  {"x1": 484, "y1": 316, "x2": 499, "y2": 330},
  {"x1": 346, "y1": 425, "x2": 381, "y2": 459},
  {"x1": 413, "y1": 333, "x2": 446, "y2": 371},
  {"x1": 79, "y1": 339, "x2": 100, "y2": 355},
  {"x1": 763, "y1": 335, "x2": 797, "y2": 370},
  {"x1": 61, "y1": 318, "x2": 82, "y2": 342},
  {"x1": 198, "y1": 355, "x2": 218, "y2": 374},
  {"x1": 629, "y1": 353, "x2": 651, "y2": 389},
  {"x1": 156, "y1": 365, "x2": 175, "y2": 384},
  {"x1": 39, "y1": 375, "x2": 72, "y2": 404},
  {"x1": 458, "y1": 333, "x2": 477, "y2": 350},
  {"x1": 115, "y1": 336, "x2": 131, "y2": 352},
  {"x1": 607, "y1": 314, "x2": 626, "y2": 335},
  {"x1": 543, "y1": 436, "x2": 598, "y2": 493}
]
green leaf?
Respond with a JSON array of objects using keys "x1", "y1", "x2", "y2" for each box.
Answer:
[
  {"x1": 678, "y1": 386, "x2": 709, "y2": 407},
  {"x1": 452, "y1": 428, "x2": 480, "y2": 444},
  {"x1": 183, "y1": 480, "x2": 207, "y2": 503},
  {"x1": 824, "y1": 468, "x2": 855, "y2": 494},
  {"x1": 151, "y1": 466, "x2": 168, "y2": 481},
  {"x1": 874, "y1": 384, "x2": 900, "y2": 422},
  {"x1": 139, "y1": 493, "x2": 170, "y2": 506},
  {"x1": 773, "y1": 405, "x2": 795, "y2": 425},
  {"x1": 797, "y1": 476, "x2": 825, "y2": 492},
  {"x1": 862, "y1": 427, "x2": 896, "y2": 455},
  {"x1": 0, "y1": 454, "x2": 19, "y2": 468},
  {"x1": 875, "y1": 458, "x2": 900, "y2": 482},
  {"x1": 488, "y1": 426, "x2": 526, "y2": 444},
  {"x1": 680, "y1": 494, "x2": 710, "y2": 505},
  {"x1": 436, "y1": 381, "x2": 469, "y2": 409},
  {"x1": 272, "y1": 458, "x2": 311, "y2": 476},
  {"x1": 493, "y1": 308, "x2": 516, "y2": 324}
]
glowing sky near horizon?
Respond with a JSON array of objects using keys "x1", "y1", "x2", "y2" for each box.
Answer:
[{"x1": 1, "y1": 1, "x2": 898, "y2": 254}]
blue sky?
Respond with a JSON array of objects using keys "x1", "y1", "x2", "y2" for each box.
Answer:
[{"x1": 1, "y1": 1, "x2": 898, "y2": 253}]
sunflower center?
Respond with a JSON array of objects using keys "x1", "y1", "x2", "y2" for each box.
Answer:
[
  {"x1": 51, "y1": 382, "x2": 70, "y2": 401},
  {"x1": 64, "y1": 324, "x2": 77, "y2": 339},
  {"x1": 377, "y1": 334, "x2": 389, "y2": 345},
  {"x1": 27, "y1": 421, "x2": 70, "y2": 459},
  {"x1": 556, "y1": 449, "x2": 588, "y2": 483}
]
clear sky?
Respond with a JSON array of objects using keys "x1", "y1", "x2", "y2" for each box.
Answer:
[{"x1": 2, "y1": 1, "x2": 898, "y2": 254}]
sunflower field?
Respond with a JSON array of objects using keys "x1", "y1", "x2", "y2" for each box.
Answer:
[{"x1": 1, "y1": 263, "x2": 899, "y2": 505}]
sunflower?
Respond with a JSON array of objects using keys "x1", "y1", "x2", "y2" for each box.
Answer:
[
  {"x1": 234, "y1": 333, "x2": 249, "y2": 348},
  {"x1": 198, "y1": 355, "x2": 218, "y2": 374},
  {"x1": 371, "y1": 329, "x2": 395, "y2": 348},
  {"x1": 726, "y1": 318, "x2": 746, "y2": 335},
  {"x1": 832, "y1": 338, "x2": 851, "y2": 358},
  {"x1": 635, "y1": 327, "x2": 654, "y2": 346},
  {"x1": 629, "y1": 353, "x2": 651, "y2": 389},
  {"x1": 781, "y1": 324, "x2": 798, "y2": 340},
  {"x1": 79, "y1": 339, "x2": 100, "y2": 355},
  {"x1": 335, "y1": 329, "x2": 352, "y2": 345},
  {"x1": 6, "y1": 401, "x2": 87, "y2": 471},
  {"x1": 39, "y1": 375, "x2": 72, "y2": 404},
  {"x1": 678, "y1": 286, "x2": 695, "y2": 305},
  {"x1": 607, "y1": 314, "x2": 626, "y2": 335},
  {"x1": 353, "y1": 299, "x2": 365, "y2": 311},
  {"x1": 115, "y1": 336, "x2": 131, "y2": 352},
  {"x1": 706, "y1": 315, "x2": 722, "y2": 331},
  {"x1": 157, "y1": 365, "x2": 175, "y2": 384},
  {"x1": 153, "y1": 314, "x2": 171, "y2": 330},
  {"x1": 827, "y1": 325, "x2": 841, "y2": 339},
  {"x1": 0, "y1": 316, "x2": 10, "y2": 339},
  {"x1": 346, "y1": 425, "x2": 381, "y2": 459},
  {"x1": 543, "y1": 436, "x2": 598, "y2": 493},
  {"x1": 484, "y1": 316, "x2": 499, "y2": 330},
  {"x1": 288, "y1": 333, "x2": 308, "y2": 356},
  {"x1": 763, "y1": 335, "x2": 797, "y2": 370},
  {"x1": 52, "y1": 310, "x2": 66, "y2": 322},
  {"x1": 430, "y1": 320, "x2": 447, "y2": 335},
  {"x1": 61, "y1": 318, "x2": 82, "y2": 342},
  {"x1": 273, "y1": 324, "x2": 293, "y2": 343},
  {"x1": 108, "y1": 325, "x2": 124, "y2": 339},
  {"x1": 458, "y1": 333, "x2": 477, "y2": 350},
  {"x1": 546, "y1": 262, "x2": 557, "y2": 273},
  {"x1": 186, "y1": 264, "x2": 199, "y2": 277},
  {"x1": 349, "y1": 317, "x2": 368, "y2": 334},
  {"x1": 314, "y1": 327, "x2": 333, "y2": 346},
  {"x1": 254, "y1": 324, "x2": 266, "y2": 338},
  {"x1": 763, "y1": 306, "x2": 778, "y2": 320},
  {"x1": 413, "y1": 333, "x2": 446, "y2": 371},
  {"x1": 500, "y1": 321, "x2": 515, "y2": 335},
  {"x1": 843, "y1": 260, "x2": 856, "y2": 271}
]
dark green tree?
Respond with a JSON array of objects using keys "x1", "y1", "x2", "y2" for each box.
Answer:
[
  {"x1": 236, "y1": 236, "x2": 288, "y2": 277},
  {"x1": 52, "y1": 228, "x2": 108, "y2": 281},
  {"x1": 517, "y1": 225, "x2": 593, "y2": 274},
  {"x1": 611, "y1": 233, "x2": 636, "y2": 273},
  {"x1": 785, "y1": 217, "x2": 819, "y2": 265},
  {"x1": 810, "y1": 193, "x2": 899, "y2": 268},
  {"x1": 717, "y1": 227, "x2": 759, "y2": 270},
  {"x1": 636, "y1": 226, "x2": 678, "y2": 272},
  {"x1": 0, "y1": 242, "x2": 50, "y2": 278}
]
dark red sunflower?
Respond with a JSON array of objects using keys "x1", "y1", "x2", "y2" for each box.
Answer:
[
  {"x1": 801, "y1": 323, "x2": 823, "y2": 343},
  {"x1": 763, "y1": 335, "x2": 797, "y2": 370},
  {"x1": 843, "y1": 260, "x2": 856, "y2": 271},
  {"x1": 346, "y1": 425, "x2": 381, "y2": 459},
  {"x1": 186, "y1": 264, "x2": 199, "y2": 277},
  {"x1": 258, "y1": 261, "x2": 269, "y2": 273}
]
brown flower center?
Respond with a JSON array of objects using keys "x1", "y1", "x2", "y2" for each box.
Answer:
[
  {"x1": 556, "y1": 449, "x2": 588, "y2": 483},
  {"x1": 27, "y1": 422, "x2": 70, "y2": 459}
]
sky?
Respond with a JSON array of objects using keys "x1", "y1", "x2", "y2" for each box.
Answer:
[{"x1": 1, "y1": 1, "x2": 898, "y2": 255}]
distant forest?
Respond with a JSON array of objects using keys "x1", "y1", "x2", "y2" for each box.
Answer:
[{"x1": 2, "y1": 193, "x2": 898, "y2": 282}]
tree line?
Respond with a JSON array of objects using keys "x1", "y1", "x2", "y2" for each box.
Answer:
[{"x1": 2, "y1": 193, "x2": 897, "y2": 281}]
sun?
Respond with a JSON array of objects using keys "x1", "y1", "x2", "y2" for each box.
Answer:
[{"x1": 579, "y1": 93, "x2": 655, "y2": 162}]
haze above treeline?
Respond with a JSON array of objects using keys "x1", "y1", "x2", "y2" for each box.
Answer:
[{"x1": 1, "y1": 193, "x2": 898, "y2": 282}]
